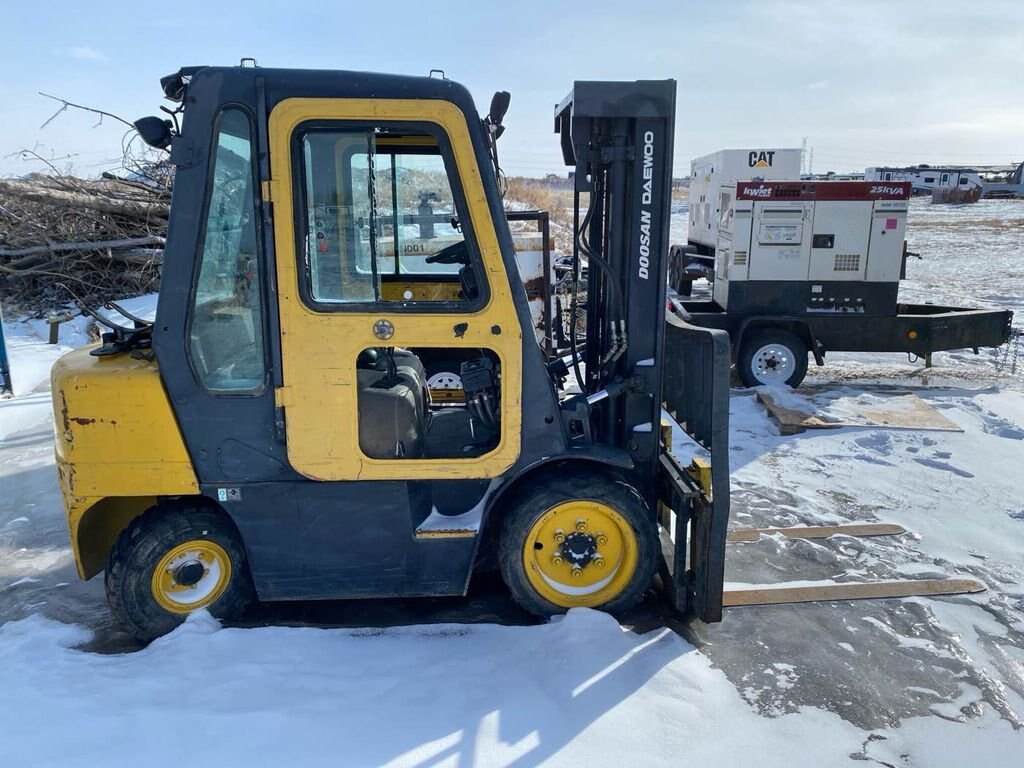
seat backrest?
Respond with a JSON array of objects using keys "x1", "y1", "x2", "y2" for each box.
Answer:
[{"x1": 357, "y1": 368, "x2": 424, "y2": 459}]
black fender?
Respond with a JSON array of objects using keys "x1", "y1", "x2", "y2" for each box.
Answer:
[{"x1": 482, "y1": 447, "x2": 634, "y2": 530}]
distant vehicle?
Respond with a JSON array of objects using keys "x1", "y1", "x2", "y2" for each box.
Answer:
[
  {"x1": 865, "y1": 165, "x2": 983, "y2": 195},
  {"x1": 980, "y1": 161, "x2": 1024, "y2": 199}
]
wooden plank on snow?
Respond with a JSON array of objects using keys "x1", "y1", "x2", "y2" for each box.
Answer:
[
  {"x1": 727, "y1": 522, "x2": 906, "y2": 543},
  {"x1": 723, "y1": 578, "x2": 986, "y2": 607}
]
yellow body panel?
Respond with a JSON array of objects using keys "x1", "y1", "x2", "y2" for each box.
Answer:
[
  {"x1": 268, "y1": 98, "x2": 522, "y2": 481},
  {"x1": 51, "y1": 346, "x2": 199, "y2": 577}
]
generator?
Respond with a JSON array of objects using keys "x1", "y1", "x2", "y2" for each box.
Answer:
[{"x1": 712, "y1": 180, "x2": 911, "y2": 316}]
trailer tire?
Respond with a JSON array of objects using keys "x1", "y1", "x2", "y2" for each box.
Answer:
[
  {"x1": 738, "y1": 329, "x2": 809, "y2": 388},
  {"x1": 105, "y1": 504, "x2": 254, "y2": 642},
  {"x1": 498, "y1": 475, "x2": 658, "y2": 617},
  {"x1": 424, "y1": 358, "x2": 465, "y2": 394}
]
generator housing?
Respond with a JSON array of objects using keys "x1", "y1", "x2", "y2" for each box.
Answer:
[
  {"x1": 689, "y1": 148, "x2": 803, "y2": 251},
  {"x1": 712, "y1": 180, "x2": 910, "y2": 316}
]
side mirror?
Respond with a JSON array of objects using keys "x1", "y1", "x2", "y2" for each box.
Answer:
[
  {"x1": 488, "y1": 91, "x2": 511, "y2": 127},
  {"x1": 134, "y1": 116, "x2": 174, "y2": 150}
]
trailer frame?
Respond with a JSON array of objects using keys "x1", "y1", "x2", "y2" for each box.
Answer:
[{"x1": 676, "y1": 298, "x2": 1014, "y2": 384}]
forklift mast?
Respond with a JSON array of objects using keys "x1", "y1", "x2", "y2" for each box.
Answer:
[
  {"x1": 556, "y1": 81, "x2": 731, "y2": 622},
  {"x1": 555, "y1": 81, "x2": 677, "y2": 497}
]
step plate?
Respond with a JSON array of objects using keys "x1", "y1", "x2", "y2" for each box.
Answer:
[
  {"x1": 723, "y1": 578, "x2": 986, "y2": 608},
  {"x1": 727, "y1": 523, "x2": 906, "y2": 543}
]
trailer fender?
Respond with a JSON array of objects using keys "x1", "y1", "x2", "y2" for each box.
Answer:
[{"x1": 736, "y1": 317, "x2": 825, "y2": 366}]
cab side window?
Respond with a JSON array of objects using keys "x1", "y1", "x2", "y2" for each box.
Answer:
[
  {"x1": 188, "y1": 108, "x2": 266, "y2": 393},
  {"x1": 297, "y1": 125, "x2": 485, "y2": 307}
]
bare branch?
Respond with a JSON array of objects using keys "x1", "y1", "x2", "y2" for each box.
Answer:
[
  {"x1": 0, "y1": 235, "x2": 166, "y2": 258},
  {"x1": 38, "y1": 91, "x2": 135, "y2": 130},
  {"x1": 0, "y1": 179, "x2": 169, "y2": 218}
]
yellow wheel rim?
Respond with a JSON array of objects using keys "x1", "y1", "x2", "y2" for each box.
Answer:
[
  {"x1": 150, "y1": 539, "x2": 232, "y2": 614},
  {"x1": 522, "y1": 500, "x2": 639, "y2": 608}
]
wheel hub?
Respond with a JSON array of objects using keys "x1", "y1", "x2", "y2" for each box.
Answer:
[
  {"x1": 173, "y1": 560, "x2": 206, "y2": 587},
  {"x1": 560, "y1": 531, "x2": 598, "y2": 567},
  {"x1": 151, "y1": 539, "x2": 233, "y2": 614},
  {"x1": 752, "y1": 343, "x2": 795, "y2": 383},
  {"x1": 521, "y1": 500, "x2": 639, "y2": 607}
]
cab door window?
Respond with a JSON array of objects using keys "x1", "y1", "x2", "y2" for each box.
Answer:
[{"x1": 296, "y1": 125, "x2": 486, "y2": 308}]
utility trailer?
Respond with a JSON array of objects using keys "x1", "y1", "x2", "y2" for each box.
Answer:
[{"x1": 672, "y1": 179, "x2": 1014, "y2": 387}]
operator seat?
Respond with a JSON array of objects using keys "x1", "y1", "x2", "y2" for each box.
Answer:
[{"x1": 355, "y1": 348, "x2": 429, "y2": 459}]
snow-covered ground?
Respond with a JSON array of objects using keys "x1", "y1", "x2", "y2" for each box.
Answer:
[{"x1": 1, "y1": 202, "x2": 1023, "y2": 765}]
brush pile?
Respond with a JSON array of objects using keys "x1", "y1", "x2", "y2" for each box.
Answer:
[{"x1": 0, "y1": 165, "x2": 172, "y2": 313}]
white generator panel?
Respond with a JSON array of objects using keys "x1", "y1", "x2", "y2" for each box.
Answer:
[
  {"x1": 689, "y1": 148, "x2": 802, "y2": 249},
  {"x1": 713, "y1": 181, "x2": 910, "y2": 316}
]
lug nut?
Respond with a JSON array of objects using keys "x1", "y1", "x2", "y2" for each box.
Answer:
[
  {"x1": 575, "y1": 519, "x2": 587, "y2": 533},
  {"x1": 596, "y1": 533, "x2": 608, "y2": 546},
  {"x1": 593, "y1": 557, "x2": 606, "y2": 569},
  {"x1": 571, "y1": 567, "x2": 584, "y2": 579},
  {"x1": 553, "y1": 529, "x2": 565, "y2": 543},
  {"x1": 552, "y1": 555, "x2": 564, "y2": 567}
]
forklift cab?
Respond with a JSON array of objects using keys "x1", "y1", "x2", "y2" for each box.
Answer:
[{"x1": 183, "y1": 87, "x2": 529, "y2": 480}]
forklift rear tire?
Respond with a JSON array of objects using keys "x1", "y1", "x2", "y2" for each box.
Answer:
[
  {"x1": 738, "y1": 329, "x2": 809, "y2": 388},
  {"x1": 105, "y1": 504, "x2": 254, "y2": 642},
  {"x1": 498, "y1": 475, "x2": 658, "y2": 617}
]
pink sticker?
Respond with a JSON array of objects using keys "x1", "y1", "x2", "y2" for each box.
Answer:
[{"x1": 885, "y1": 218, "x2": 898, "y2": 230}]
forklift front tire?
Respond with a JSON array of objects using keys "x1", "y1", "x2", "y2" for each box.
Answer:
[
  {"x1": 738, "y1": 328, "x2": 809, "y2": 388},
  {"x1": 105, "y1": 504, "x2": 254, "y2": 642},
  {"x1": 498, "y1": 476, "x2": 658, "y2": 617}
]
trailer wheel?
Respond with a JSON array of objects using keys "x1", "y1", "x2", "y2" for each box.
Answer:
[
  {"x1": 426, "y1": 366, "x2": 463, "y2": 390},
  {"x1": 738, "y1": 329, "x2": 809, "y2": 388},
  {"x1": 105, "y1": 504, "x2": 254, "y2": 642},
  {"x1": 498, "y1": 475, "x2": 658, "y2": 617}
]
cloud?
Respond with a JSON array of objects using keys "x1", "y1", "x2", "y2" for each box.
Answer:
[
  {"x1": 808, "y1": 80, "x2": 829, "y2": 91},
  {"x1": 67, "y1": 46, "x2": 107, "y2": 62}
]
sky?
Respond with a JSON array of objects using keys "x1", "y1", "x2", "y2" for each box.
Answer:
[{"x1": 0, "y1": 0, "x2": 1021, "y2": 178}]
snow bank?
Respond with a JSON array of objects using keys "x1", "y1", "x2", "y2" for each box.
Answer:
[
  {"x1": 1, "y1": 607, "x2": 1017, "y2": 766},
  {"x1": 0, "y1": 608, "x2": 869, "y2": 767}
]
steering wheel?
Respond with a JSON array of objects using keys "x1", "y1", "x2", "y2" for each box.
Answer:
[{"x1": 425, "y1": 239, "x2": 470, "y2": 265}]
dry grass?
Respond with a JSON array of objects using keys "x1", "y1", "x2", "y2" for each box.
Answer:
[
  {"x1": 909, "y1": 218, "x2": 1024, "y2": 232},
  {"x1": 504, "y1": 177, "x2": 578, "y2": 253}
]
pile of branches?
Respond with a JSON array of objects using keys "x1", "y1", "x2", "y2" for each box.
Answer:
[{"x1": 0, "y1": 162, "x2": 172, "y2": 313}]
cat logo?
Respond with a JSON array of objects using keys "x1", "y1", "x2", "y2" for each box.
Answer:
[{"x1": 748, "y1": 150, "x2": 776, "y2": 168}]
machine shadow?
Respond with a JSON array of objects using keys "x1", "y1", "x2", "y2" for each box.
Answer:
[
  {"x1": 234, "y1": 571, "x2": 688, "y2": 637},
  {"x1": 236, "y1": 582, "x2": 694, "y2": 767}
]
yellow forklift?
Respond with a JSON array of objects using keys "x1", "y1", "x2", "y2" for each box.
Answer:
[{"x1": 52, "y1": 64, "x2": 980, "y2": 640}]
